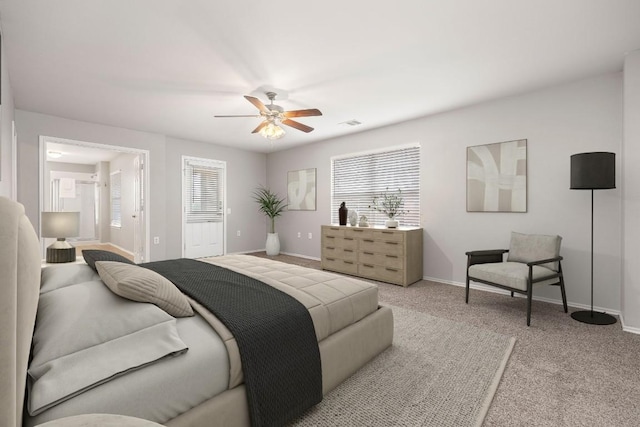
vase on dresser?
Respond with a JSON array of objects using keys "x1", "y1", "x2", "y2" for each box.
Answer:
[
  {"x1": 385, "y1": 219, "x2": 399, "y2": 228},
  {"x1": 265, "y1": 232, "x2": 280, "y2": 256}
]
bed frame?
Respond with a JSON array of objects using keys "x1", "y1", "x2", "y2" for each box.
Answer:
[{"x1": 0, "y1": 197, "x2": 394, "y2": 427}]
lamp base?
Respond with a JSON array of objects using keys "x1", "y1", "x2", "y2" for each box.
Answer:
[
  {"x1": 571, "y1": 310, "x2": 617, "y2": 325},
  {"x1": 46, "y1": 240, "x2": 76, "y2": 263}
]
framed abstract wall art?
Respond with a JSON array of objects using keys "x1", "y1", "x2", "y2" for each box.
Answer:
[
  {"x1": 467, "y1": 139, "x2": 527, "y2": 212},
  {"x1": 287, "y1": 168, "x2": 316, "y2": 211}
]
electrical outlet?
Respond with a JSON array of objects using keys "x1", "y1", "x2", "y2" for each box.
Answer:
[
  {"x1": 153, "y1": 237, "x2": 160, "y2": 245},
  {"x1": 297, "y1": 232, "x2": 301, "y2": 238},
  {"x1": 236, "y1": 230, "x2": 241, "y2": 237},
  {"x1": 308, "y1": 232, "x2": 312, "y2": 239}
]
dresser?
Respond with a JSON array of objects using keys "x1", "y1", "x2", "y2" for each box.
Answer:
[{"x1": 321, "y1": 225, "x2": 423, "y2": 287}]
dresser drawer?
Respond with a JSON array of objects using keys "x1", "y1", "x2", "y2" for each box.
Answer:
[
  {"x1": 360, "y1": 239, "x2": 404, "y2": 257},
  {"x1": 358, "y1": 263, "x2": 404, "y2": 284},
  {"x1": 323, "y1": 246, "x2": 357, "y2": 262},
  {"x1": 345, "y1": 228, "x2": 374, "y2": 240},
  {"x1": 358, "y1": 251, "x2": 403, "y2": 270},
  {"x1": 322, "y1": 256, "x2": 358, "y2": 275},
  {"x1": 323, "y1": 226, "x2": 345, "y2": 238},
  {"x1": 373, "y1": 229, "x2": 404, "y2": 243}
]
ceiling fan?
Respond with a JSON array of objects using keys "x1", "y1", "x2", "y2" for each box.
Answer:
[{"x1": 214, "y1": 92, "x2": 322, "y2": 139}]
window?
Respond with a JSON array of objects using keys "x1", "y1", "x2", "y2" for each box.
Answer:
[
  {"x1": 110, "y1": 171, "x2": 122, "y2": 227},
  {"x1": 331, "y1": 144, "x2": 420, "y2": 226},
  {"x1": 184, "y1": 160, "x2": 223, "y2": 223}
]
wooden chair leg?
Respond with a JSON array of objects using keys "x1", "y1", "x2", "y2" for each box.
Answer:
[
  {"x1": 510, "y1": 291, "x2": 514, "y2": 298},
  {"x1": 559, "y1": 276, "x2": 568, "y2": 313},
  {"x1": 465, "y1": 276, "x2": 470, "y2": 304},
  {"x1": 526, "y1": 285, "x2": 533, "y2": 327}
]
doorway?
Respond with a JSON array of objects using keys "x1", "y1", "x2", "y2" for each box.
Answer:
[
  {"x1": 39, "y1": 136, "x2": 150, "y2": 263},
  {"x1": 182, "y1": 156, "x2": 226, "y2": 258}
]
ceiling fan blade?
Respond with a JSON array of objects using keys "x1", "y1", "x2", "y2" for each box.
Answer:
[
  {"x1": 214, "y1": 114, "x2": 261, "y2": 118},
  {"x1": 244, "y1": 95, "x2": 269, "y2": 113},
  {"x1": 282, "y1": 108, "x2": 322, "y2": 118},
  {"x1": 251, "y1": 121, "x2": 269, "y2": 134},
  {"x1": 281, "y1": 119, "x2": 314, "y2": 133}
]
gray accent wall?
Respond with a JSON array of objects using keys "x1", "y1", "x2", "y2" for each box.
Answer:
[{"x1": 266, "y1": 73, "x2": 624, "y2": 314}]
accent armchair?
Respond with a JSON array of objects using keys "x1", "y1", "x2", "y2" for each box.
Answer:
[{"x1": 465, "y1": 232, "x2": 568, "y2": 326}]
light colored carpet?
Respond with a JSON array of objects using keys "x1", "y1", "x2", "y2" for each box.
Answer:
[
  {"x1": 250, "y1": 252, "x2": 640, "y2": 426},
  {"x1": 292, "y1": 306, "x2": 515, "y2": 427}
]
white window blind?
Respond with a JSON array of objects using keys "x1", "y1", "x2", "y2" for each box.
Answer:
[
  {"x1": 185, "y1": 160, "x2": 223, "y2": 223},
  {"x1": 331, "y1": 145, "x2": 420, "y2": 227},
  {"x1": 110, "y1": 171, "x2": 122, "y2": 227}
]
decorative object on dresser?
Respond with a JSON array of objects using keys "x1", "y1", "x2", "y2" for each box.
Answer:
[
  {"x1": 358, "y1": 215, "x2": 369, "y2": 227},
  {"x1": 41, "y1": 211, "x2": 80, "y2": 263},
  {"x1": 321, "y1": 225, "x2": 423, "y2": 286},
  {"x1": 465, "y1": 232, "x2": 568, "y2": 326},
  {"x1": 253, "y1": 186, "x2": 287, "y2": 256},
  {"x1": 338, "y1": 202, "x2": 348, "y2": 225},
  {"x1": 287, "y1": 168, "x2": 316, "y2": 211},
  {"x1": 467, "y1": 139, "x2": 527, "y2": 212},
  {"x1": 569, "y1": 152, "x2": 617, "y2": 325},
  {"x1": 348, "y1": 209, "x2": 358, "y2": 226},
  {"x1": 368, "y1": 187, "x2": 408, "y2": 228}
]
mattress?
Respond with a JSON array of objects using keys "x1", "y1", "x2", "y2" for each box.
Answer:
[{"x1": 26, "y1": 255, "x2": 381, "y2": 425}]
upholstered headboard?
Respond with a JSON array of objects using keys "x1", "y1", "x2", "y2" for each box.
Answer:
[{"x1": 0, "y1": 197, "x2": 42, "y2": 427}]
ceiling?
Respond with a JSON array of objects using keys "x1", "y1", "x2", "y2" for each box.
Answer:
[{"x1": 2, "y1": 1, "x2": 639, "y2": 154}]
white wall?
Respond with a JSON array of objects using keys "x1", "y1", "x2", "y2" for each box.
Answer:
[
  {"x1": 16, "y1": 110, "x2": 168, "y2": 260},
  {"x1": 108, "y1": 153, "x2": 137, "y2": 253},
  {"x1": 164, "y1": 137, "x2": 267, "y2": 259},
  {"x1": 0, "y1": 25, "x2": 16, "y2": 199},
  {"x1": 15, "y1": 111, "x2": 268, "y2": 261},
  {"x1": 622, "y1": 50, "x2": 640, "y2": 331},
  {"x1": 267, "y1": 73, "x2": 623, "y2": 312}
]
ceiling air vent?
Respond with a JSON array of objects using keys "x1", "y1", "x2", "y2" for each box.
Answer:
[{"x1": 339, "y1": 120, "x2": 362, "y2": 126}]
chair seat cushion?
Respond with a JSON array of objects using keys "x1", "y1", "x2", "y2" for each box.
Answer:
[{"x1": 468, "y1": 262, "x2": 559, "y2": 291}]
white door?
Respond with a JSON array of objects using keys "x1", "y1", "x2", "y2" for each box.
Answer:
[
  {"x1": 183, "y1": 156, "x2": 225, "y2": 258},
  {"x1": 133, "y1": 155, "x2": 146, "y2": 262}
]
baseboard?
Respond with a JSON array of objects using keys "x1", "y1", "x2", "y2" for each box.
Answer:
[
  {"x1": 229, "y1": 249, "x2": 266, "y2": 255},
  {"x1": 619, "y1": 314, "x2": 640, "y2": 335},
  {"x1": 424, "y1": 276, "x2": 621, "y2": 316},
  {"x1": 106, "y1": 242, "x2": 134, "y2": 257},
  {"x1": 280, "y1": 252, "x2": 321, "y2": 261}
]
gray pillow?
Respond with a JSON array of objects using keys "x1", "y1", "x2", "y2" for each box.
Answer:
[
  {"x1": 28, "y1": 280, "x2": 188, "y2": 415},
  {"x1": 96, "y1": 261, "x2": 194, "y2": 317},
  {"x1": 507, "y1": 231, "x2": 562, "y2": 271}
]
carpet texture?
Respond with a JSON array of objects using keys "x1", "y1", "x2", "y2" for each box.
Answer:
[
  {"x1": 291, "y1": 306, "x2": 515, "y2": 427},
  {"x1": 250, "y1": 252, "x2": 640, "y2": 426}
]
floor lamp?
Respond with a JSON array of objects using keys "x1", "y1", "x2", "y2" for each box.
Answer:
[{"x1": 569, "y1": 152, "x2": 616, "y2": 325}]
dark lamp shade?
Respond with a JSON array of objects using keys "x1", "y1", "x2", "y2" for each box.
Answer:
[
  {"x1": 41, "y1": 212, "x2": 80, "y2": 238},
  {"x1": 570, "y1": 152, "x2": 615, "y2": 190}
]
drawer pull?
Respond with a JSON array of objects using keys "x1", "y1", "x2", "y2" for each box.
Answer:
[
  {"x1": 363, "y1": 251, "x2": 374, "y2": 255},
  {"x1": 353, "y1": 229, "x2": 363, "y2": 232},
  {"x1": 330, "y1": 227, "x2": 340, "y2": 231},
  {"x1": 326, "y1": 246, "x2": 335, "y2": 250},
  {"x1": 326, "y1": 257, "x2": 336, "y2": 261},
  {"x1": 382, "y1": 231, "x2": 394, "y2": 234},
  {"x1": 385, "y1": 242, "x2": 398, "y2": 245},
  {"x1": 344, "y1": 249, "x2": 353, "y2": 253},
  {"x1": 363, "y1": 239, "x2": 374, "y2": 243},
  {"x1": 385, "y1": 255, "x2": 398, "y2": 258},
  {"x1": 344, "y1": 261, "x2": 354, "y2": 265},
  {"x1": 344, "y1": 237, "x2": 354, "y2": 241},
  {"x1": 326, "y1": 236, "x2": 335, "y2": 239},
  {"x1": 386, "y1": 267, "x2": 398, "y2": 272},
  {"x1": 363, "y1": 264, "x2": 374, "y2": 268}
]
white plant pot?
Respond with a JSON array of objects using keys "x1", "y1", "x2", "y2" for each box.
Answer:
[
  {"x1": 385, "y1": 219, "x2": 399, "y2": 228},
  {"x1": 266, "y1": 232, "x2": 280, "y2": 256}
]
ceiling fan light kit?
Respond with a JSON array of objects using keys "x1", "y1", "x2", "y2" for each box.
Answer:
[{"x1": 214, "y1": 91, "x2": 322, "y2": 140}]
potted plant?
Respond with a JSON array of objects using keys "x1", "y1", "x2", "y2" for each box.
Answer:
[
  {"x1": 369, "y1": 188, "x2": 407, "y2": 228},
  {"x1": 253, "y1": 186, "x2": 287, "y2": 255}
]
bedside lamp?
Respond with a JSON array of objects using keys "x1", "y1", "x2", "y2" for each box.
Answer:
[{"x1": 41, "y1": 212, "x2": 80, "y2": 263}]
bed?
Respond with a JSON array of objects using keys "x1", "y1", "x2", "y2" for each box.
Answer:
[{"x1": 0, "y1": 197, "x2": 394, "y2": 427}]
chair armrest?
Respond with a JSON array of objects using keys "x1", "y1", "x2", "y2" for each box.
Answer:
[
  {"x1": 465, "y1": 249, "x2": 509, "y2": 257},
  {"x1": 526, "y1": 256, "x2": 563, "y2": 267},
  {"x1": 466, "y1": 249, "x2": 509, "y2": 267}
]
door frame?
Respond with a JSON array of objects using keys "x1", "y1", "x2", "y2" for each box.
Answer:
[
  {"x1": 181, "y1": 155, "x2": 227, "y2": 258},
  {"x1": 39, "y1": 135, "x2": 151, "y2": 262}
]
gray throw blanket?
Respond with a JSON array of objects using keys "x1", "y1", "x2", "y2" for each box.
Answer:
[{"x1": 140, "y1": 258, "x2": 322, "y2": 427}]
